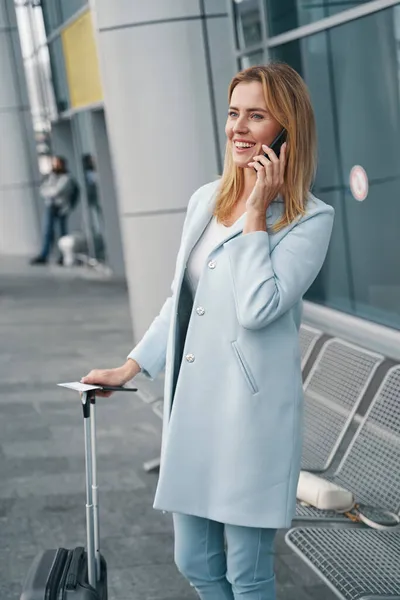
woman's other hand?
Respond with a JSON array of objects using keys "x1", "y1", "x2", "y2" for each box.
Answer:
[{"x1": 81, "y1": 359, "x2": 141, "y2": 397}]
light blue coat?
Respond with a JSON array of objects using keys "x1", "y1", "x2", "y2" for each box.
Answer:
[{"x1": 129, "y1": 179, "x2": 334, "y2": 528}]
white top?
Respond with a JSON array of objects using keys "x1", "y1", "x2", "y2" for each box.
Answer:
[{"x1": 186, "y1": 214, "x2": 245, "y2": 294}]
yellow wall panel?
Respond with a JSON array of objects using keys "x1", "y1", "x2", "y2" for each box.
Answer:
[{"x1": 62, "y1": 11, "x2": 103, "y2": 109}]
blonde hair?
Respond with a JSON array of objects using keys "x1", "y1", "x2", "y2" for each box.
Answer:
[{"x1": 215, "y1": 62, "x2": 317, "y2": 231}]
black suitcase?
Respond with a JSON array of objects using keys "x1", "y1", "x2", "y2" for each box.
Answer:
[{"x1": 20, "y1": 384, "x2": 137, "y2": 600}]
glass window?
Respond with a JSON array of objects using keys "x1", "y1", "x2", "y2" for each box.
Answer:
[
  {"x1": 72, "y1": 112, "x2": 108, "y2": 263},
  {"x1": 31, "y1": 5, "x2": 48, "y2": 49},
  {"x1": 265, "y1": 0, "x2": 372, "y2": 37},
  {"x1": 40, "y1": 0, "x2": 62, "y2": 36},
  {"x1": 24, "y1": 57, "x2": 43, "y2": 122},
  {"x1": 204, "y1": 0, "x2": 228, "y2": 15},
  {"x1": 59, "y1": 0, "x2": 87, "y2": 23},
  {"x1": 15, "y1": 5, "x2": 35, "y2": 58},
  {"x1": 272, "y1": 6, "x2": 400, "y2": 330},
  {"x1": 240, "y1": 50, "x2": 265, "y2": 69},
  {"x1": 15, "y1": 5, "x2": 48, "y2": 59},
  {"x1": 234, "y1": 0, "x2": 263, "y2": 49},
  {"x1": 48, "y1": 37, "x2": 69, "y2": 113},
  {"x1": 37, "y1": 46, "x2": 58, "y2": 121}
]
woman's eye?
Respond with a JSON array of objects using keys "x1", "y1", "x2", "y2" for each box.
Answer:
[
  {"x1": 251, "y1": 113, "x2": 264, "y2": 120},
  {"x1": 228, "y1": 111, "x2": 238, "y2": 117}
]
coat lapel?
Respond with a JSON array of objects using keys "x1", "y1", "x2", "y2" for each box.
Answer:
[
  {"x1": 181, "y1": 190, "x2": 217, "y2": 267},
  {"x1": 207, "y1": 198, "x2": 284, "y2": 256},
  {"x1": 180, "y1": 188, "x2": 284, "y2": 269}
]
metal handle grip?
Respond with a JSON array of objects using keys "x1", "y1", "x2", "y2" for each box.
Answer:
[{"x1": 82, "y1": 391, "x2": 100, "y2": 589}]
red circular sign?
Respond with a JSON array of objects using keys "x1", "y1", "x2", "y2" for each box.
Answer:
[{"x1": 350, "y1": 165, "x2": 368, "y2": 201}]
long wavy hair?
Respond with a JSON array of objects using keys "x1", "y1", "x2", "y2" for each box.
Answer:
[{"x1": 215, "y1": 62, "x2": 317, "y2": 231}]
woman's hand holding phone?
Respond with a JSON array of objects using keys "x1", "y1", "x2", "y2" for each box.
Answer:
[{"x1": 246, "y1": 141, "x2": 287, "y2": 220}]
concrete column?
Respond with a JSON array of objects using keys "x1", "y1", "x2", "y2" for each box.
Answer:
[
  {"x1": 92, "y1": 0, "x2": 234, "y2": 342},
  {"x1": 90, "y1": 110, "x2": 126, "y2": 277},
  {"x1": 0, "y1": 0, "x2": 41, "y2": 256}
]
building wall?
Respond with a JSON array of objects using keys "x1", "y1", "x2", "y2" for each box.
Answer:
[
  {"x1": 92, "y1": 0, "x2": 235, "y2": 342},
  {"x1": 0, "y1": 0, "x2": 41, "y2": 256}
]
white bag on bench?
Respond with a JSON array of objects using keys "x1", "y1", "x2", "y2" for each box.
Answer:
[
  {"x1": 297, "y1": 472, "x2": 400, "y2": 529},
  {"x1": 297, "y1": 471, "x2": 355, "y2": 512}
]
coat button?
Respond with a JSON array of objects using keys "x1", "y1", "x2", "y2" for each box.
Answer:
[
  {"x1": 196, "y1": 307, "x2": 205, "y2": 316},
  {"x1": 208, "y1": 260, "x2": 216, "y2": 269},
  {"x1": 185, "y1": 353, "x2": 195, "y2": 363}
]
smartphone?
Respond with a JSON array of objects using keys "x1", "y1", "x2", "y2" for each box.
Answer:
[
  {"x1": 265, "y1": 129, "x2": 287, "y2": 160},
  {"x1": 97, "y1": 385, "x2": 138, "y2": 392}
]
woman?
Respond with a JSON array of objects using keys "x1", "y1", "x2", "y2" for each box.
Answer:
[
  {"x1": 82, "y1": 62, "x2": 334, "y2": 599},
  {"x1": 30, "y1": 155, "x2": 74, "y2": 265}
]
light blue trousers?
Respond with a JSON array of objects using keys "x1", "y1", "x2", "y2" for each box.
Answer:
[{"x1": 173, "y1": 513, "x2": 277, "y2": 599}]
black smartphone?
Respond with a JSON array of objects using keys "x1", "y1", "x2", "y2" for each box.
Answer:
[
  {"x1": 265, "y1": 129, "x2": 287, "y2": 160},
  {"x1": 97, "y1": 385, "x2": 138, "y2": 392}
]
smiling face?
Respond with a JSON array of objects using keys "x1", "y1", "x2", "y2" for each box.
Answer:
[{"x1": 225, "y1": 81, "x2": 282, "y2": 169}]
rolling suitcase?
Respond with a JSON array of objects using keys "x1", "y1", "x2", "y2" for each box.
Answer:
[{"x1": 20, "y1": 384, "x2": 137, "y2": 600}]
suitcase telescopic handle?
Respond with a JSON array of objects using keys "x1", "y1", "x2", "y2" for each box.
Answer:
[
  {"x1": 82, "y1": 391, "x2": 100, "y2": 589},
  {"x1": 79, "y1": 384, "x2": 137, "y2": 589}
]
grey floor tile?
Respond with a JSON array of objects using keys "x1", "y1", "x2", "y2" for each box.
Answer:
[
  {"x1": 0, "y1": 456, "x2": 70, "y2": 480},
  {"x1": 102, "y1": 532, "x2": 174, "y2": 568},
  {"x1": 0, "y1": 580, "x2": 24, "y2": 600},
  {"x1": 274, "y1": 556, "x2": 296, "y2": 586},
  {"x1": 2, "y1": 437, "x2": 141, "y2": 459},
  {"x1": 1, "y1": 513, "x2": 34, "y2": 544},
  {"x1": 280, "y1": 551, "x2": 324, "y2": 587},
  {"x1": 274, "y1": 529, "x2": 292, "y2": 555},
  {"x1": 108, "y1": 564, "x2": 193, "y2": 598},
  {"x1": 101, "y1": 502, "x2": 174, "y2": 538},
  {"x1": 146, "y1": 596, "x2": 197, "y2": 600},
  {"x1": 276, "y1": 584, "x2": 312, "y2": 599},
  {"x1": 0, "y1": 497, "x2": 15, "y2": 518},
  {"x1": 28, "y1": 506, "x2": 87, "y2": 547},
  {"x1": 0, "y1": 402, "x2": 39, "y2": 418},
  {"x1": 0, "y1": 545, "x2": 39, "y2": 587},
  {"x1": 0, "y1": 422, "x2": 51, "y2": 443},
  {"x1": 0, "y1": 467, "x2": 146, "y2": 499},
  {"x1": 305, "y1": 584, "x2": 339, "y2": 599}
]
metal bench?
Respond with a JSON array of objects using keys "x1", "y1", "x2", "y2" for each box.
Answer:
[
  {"x1": 287, "y1": 366, "x2": 400, "y2": 599},
  {"x1": 297, "y1": 363, "x2": 400, "y2": 522},
  {"x1": 299, "y1": 323, "x2": 323, "y2": 369},
  {"x1": 300, "y1": 339, "x2": 383, "y2": 473},
  {"x1": 286, "y1": 527, "x2": 400, "y2": 600}
]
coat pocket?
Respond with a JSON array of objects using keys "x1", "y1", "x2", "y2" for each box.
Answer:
[{"x1": 231, "y1": 341, "x2": 259, "y2": 395}]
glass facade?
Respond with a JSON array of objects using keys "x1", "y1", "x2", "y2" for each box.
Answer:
[
  {"x1": 265, "y1": 0, "x2": 372, "y2": 37},
  {"x1": 240, "y1": 50, "x2": 265, "y2": 69},
  {"x1": 48, "y1": 37, "x2": 70, "y2": 113},
  {"x1": 40, "y1": 0, "x2": 87, "y2": 37},
  {"x1": 231, "y1": 1, "x2": 400, "y2": 331},
  {"x1": 234, "y1": 0, "x2": 263, "y2": 48},
  {"x1": 59, "y1": 0, "x2": 87, "y2": 24},
  {"x1": 15, "y1": 3, "x2": 56, "y2": 159},
  {"x1": 40, "y1": 0, "x2": 62, "y2": 35}
]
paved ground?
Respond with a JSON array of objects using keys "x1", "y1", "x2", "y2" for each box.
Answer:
[{"x1": 0, "y1": 258, "x2": 336, "y2": 599}]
